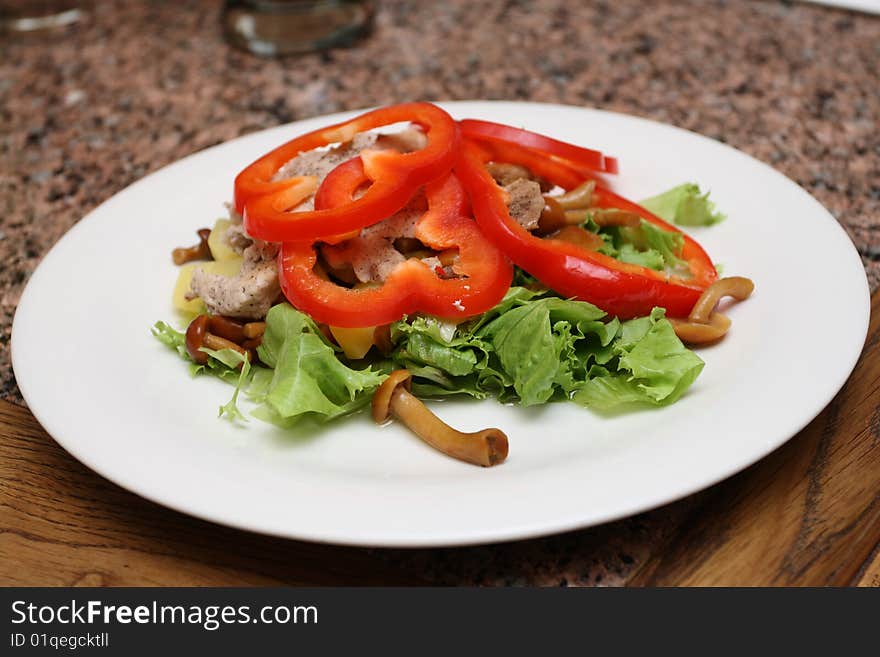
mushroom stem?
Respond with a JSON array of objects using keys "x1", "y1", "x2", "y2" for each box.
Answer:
[
  {"x1": 372, "y1": 370, "x2": 508, "y2": 467},
  {"x1": 580, "y1": 208, "x2": 641, "y2": 228},
  {"x1": 203, "y1": 332, "x2": 249, "y2": 358},
  {"x1": 554, "y1": 180, "x2": 596, "y2": 209},
  {"x1": 208, "y1": 315, "x2": 246, "y2": 343},
  {"x1": 668, "y1": 312, "x2": 732, "y2": 344},
  {"x1": 689, "y1": 276, "x2": 755, "y2": 324},
  {"x1": 389, "y1": 387, "x2": 509, "y2": 467},
  {"x1": 243, "y1": 321, "x2": 266, "y2": 339}
]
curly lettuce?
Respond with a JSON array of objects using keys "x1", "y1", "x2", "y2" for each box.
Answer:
[{"x1": 640, "y1": 182, "x2": 726, "y2": 226}]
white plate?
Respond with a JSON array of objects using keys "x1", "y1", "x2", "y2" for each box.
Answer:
[{"x1": 12, "y1": 102, "x2": 870, "y2": 547}]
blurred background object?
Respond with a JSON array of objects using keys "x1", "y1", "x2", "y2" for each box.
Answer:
[
  {"x1": 0, "y1": 0, "x2": 83, "y2": 31},
  {"x1": 222, "y1": 0, "x2": 374, "y2": 56}
]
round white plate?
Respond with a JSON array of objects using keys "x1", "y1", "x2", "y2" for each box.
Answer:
[{"x1": 12, "y1": 101, "x2": 870, "y2": 547}]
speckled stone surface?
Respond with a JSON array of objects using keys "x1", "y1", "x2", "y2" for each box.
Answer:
[{"x1": 1, "y1": 0, "x2": 878, "y2": 585}]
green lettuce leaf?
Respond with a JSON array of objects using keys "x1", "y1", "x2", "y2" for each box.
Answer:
[
  {"x1": 152, "y1": 306, "x2": 386, "y2": 426},
  {"x1": 640, "y1": 183, "x2": 726, "y2": 226},
  {"x1": 151, "y1": 321, "x2": 258, "y2": 419},
  {"x1": 154, "y1": 286, "x2": 705, "y2": 428},
  {"x1": 254, "y1": 304, "x2": 386, "y2": 423},
  {"x1": 573, "y1": 308, "x2": 704, "y2": 411},
  {"x1": 151, "y1": 321, "x2": 189, "y2": 359},
  {"x1": 598, "y1": 220, "x2": 685, "y2": 273},
  {"x1": 637, "y1": 220, "x2": 685, "y2": 267},
  {"x1": 201, "y1": 347, "x2": 251, "y2": 421},
  {"x1": 614, "y1": 243, "x2": 666, "y2": 270},
  {"x1": 388, "y1": 289, "x2": 701, "y2": 410}
]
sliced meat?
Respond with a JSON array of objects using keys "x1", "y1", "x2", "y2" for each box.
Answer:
[
  {"x1": 224, "y1": 223, "x2": 251, "y2": 255},
  {"x1": 224, "y1": 201, "x2": 243, "y2": 225},
  {"x1": 220, "y1": 203, "x2": 251, "y2": 255},
  {"x1": 504, "y1": 178, "x2": 544, "y2": 230},
  {"x1": 189, "y1": 243, "x2": 280, "y2": 320},
  {"x1": 273, "y1": 132, "x2": 379, "y2": 181},
  {"x1": 273, "y1": 127, "x2": 426, "y2": 183},
  {"x1": 375, "y1": 127, "x2": 427, "y2": 153},
  {"x1": 320, "y1": 194, "x2": 427, "y2": 284}
]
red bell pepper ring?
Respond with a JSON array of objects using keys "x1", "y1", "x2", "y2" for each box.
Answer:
[
  {"x1": 278, "y1": 166, "x2": 513, "y2": 328},
  {"x1": 459, "y1": 118, "x2": 619, "y2": 175},
  {"x1": 235, "y1": 102, "x2": 459, "y2": 244},
  {"x1": 455, "y1": 141, "x2": 717, "y2": 319}
]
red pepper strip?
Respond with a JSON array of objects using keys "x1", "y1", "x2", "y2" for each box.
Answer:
[
  {"x1": 456, "y1": 141, "x2": 714, "y2": 319},
  {"x1": 278, "y1": 168, "x2": 512, "y2": 328},
  {"x1": 313, "y1": 155, "x2": 371, "y2": 211},
  {"x1": 461, "y1": 136, "x2": 716, "y2": 295},
  {"x1": 460, "y1": 118, "x2": 619, "y2": 175},
  {"x1": 236, "y1": 102, "x2": 459, "y2": 244},
  {"x1": 471, "y1": 135, "x2": 586, "y2": 190}
]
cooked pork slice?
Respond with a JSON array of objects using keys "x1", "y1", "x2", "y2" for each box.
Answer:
[
  {"x1": 189, "y1": 242, "x2": 280, "y2": 320},
  {"x1": 375, "y1": 127, "x2": 427, "y2": 153},
  {"x1": 273, "y1": 132, "x2": 379, "y2": 181},
  {"x1": 504, "y1": 178, "x2": 544, "y2": 230},
  {"x1": 272, "y1": 127, "x2": 427, "y2": 182},
  {"x1": 321, "y1": 195, "x2": 427, "y2": 284},
  {"x1": 223, "y1": 223, "x2": 252, "y2": 255},
  {"x1": 224, "y1": 202, "x2": 243, "y2": 225}
]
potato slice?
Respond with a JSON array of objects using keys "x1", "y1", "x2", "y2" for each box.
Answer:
[
  {"x1": 172, "y1": 257, "x2": 243, "y2": 314},
  {"x1": 208, "y1": 219, "x2": 239, "y2": 261}
]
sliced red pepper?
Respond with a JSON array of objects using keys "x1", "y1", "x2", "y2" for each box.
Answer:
[
  {"x1": 278, "y1": 166, "x2": 513, "y2": 328},
  {"x1": 469, "y1": 135, "x2": 586, "y2": 190},
  {"x1": 459, "y1": 118, "x2": 619, "y2": 175},
  {"x1": 236, "y1": 102, "x2": 459, "y2": 244},
  {"x1": 456, "y1": 140, "x2": 717, "y2": 319}
]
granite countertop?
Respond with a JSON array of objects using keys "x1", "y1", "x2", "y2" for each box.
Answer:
[{"x1": 1, "y1": 0, "x2": 878, "y2": 585}]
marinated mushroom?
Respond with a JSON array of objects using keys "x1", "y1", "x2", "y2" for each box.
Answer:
[
  {"x1": 207, "y1": 315, "x2": 246, "y2": 343},
  {"x1": 574, "y1": 208, "x2": 641, "y2": 228},
  {"x1": 688, "y1": 276, "x2": 755, "y2": 324},
  {"x1": 668, "y1": 312, "x2": 732, "y2": 344},
  {"x1": 185, "y1": 314, "x2": 253, "y2": 366},
  {"x1": 536, "y1": 196, "x2": 568, "y2": 235},
  {"x1": 242, "y1": 321, "x2": 266, "y2": 339},
  {"x1": 671, "y1": 276, "x2": 755, "y2": 345},
  {"x1": 172, "y1": 228, "x2": 212, "y2": 265},
  {"x1": 554, "y1": 179, "x2": 596, "y2": 210},
  {"x1": 372, "y1": 370, "x2": 509, "y2": 467}
]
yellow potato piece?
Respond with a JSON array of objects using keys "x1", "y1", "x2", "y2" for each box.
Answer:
[
  {"x1": 172, "y1": 257, "x2": 243, "y2": 314},
  {"x1": 208, "y1": 218, "x2": 239, "y2": 261},
  {"x1": 329, "y1": 325, "x2": 376, "y2": 360}
]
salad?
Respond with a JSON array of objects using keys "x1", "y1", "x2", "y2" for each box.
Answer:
[{"x1": 153, "y1": 102, "x2": 753, "y2": 467}]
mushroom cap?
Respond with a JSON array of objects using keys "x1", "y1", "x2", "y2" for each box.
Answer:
[
  {"x1": 371, "y1": 369, "x2": 412, "y2": 424},
  {"x1": 185, "y1": 314, "x2": 210, "y2": 365}
]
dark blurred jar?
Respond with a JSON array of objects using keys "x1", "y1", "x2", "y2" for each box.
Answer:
[{"x1": 222, "y1": 0, "x2": 374, "y2": 57}]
